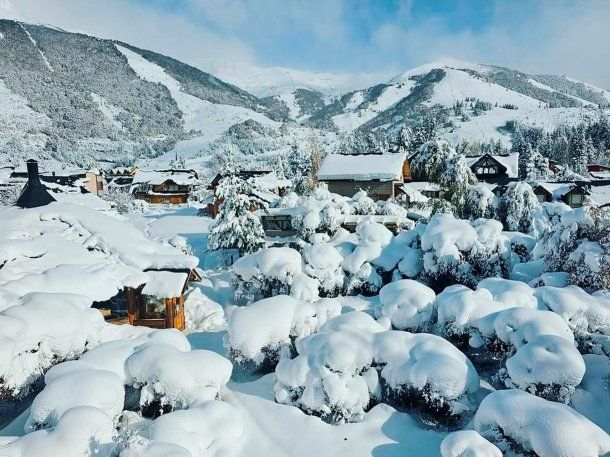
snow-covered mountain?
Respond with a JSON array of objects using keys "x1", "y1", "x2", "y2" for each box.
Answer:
[{"x1": 1, "y1": 20, "x2": 609, "y2": 171}]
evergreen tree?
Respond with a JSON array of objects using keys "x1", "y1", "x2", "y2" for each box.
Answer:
[
  {"x1": 208, "y1": 161, "x2": 266, "y2": 255},
  {"x1": 498, "y1": 182, "x2": 540, "y2": 233}
]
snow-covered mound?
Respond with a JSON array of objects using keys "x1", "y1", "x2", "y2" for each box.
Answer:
[
  {"x1": 125, "y1": 344, "x2": 232, "y2": 413},
  {"x1": 274, "y1": 312, "x2": 479, "y2": 423},
  {"x1": 440, "y1": 430, "x2": 502, "y2": 457},
  {"x1": 503, "y1": 335, "x2": 585, "y2": 402},
  {"x1": 142, "y1": 400, "x2": 244, "y2": 457},
  {"x1": 25, "y1": 368, "x2": 124, "y2": 431},
  {"x1": 377, "y1": 279, "x2": 436, "y2": 331},
  {"x1": 226, "y1": 295, "x2": 341, "y2": 370},
  {"x1": 475, "y1": 390, "x2": 610, "y2": 457},
  {"x1": 2, "y1": 406, "x2": 116, "y2": 457}
]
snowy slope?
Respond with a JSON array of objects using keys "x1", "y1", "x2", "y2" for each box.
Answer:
[{"x1": 196, "y1": 58, "x2": 390, "y2": 97}]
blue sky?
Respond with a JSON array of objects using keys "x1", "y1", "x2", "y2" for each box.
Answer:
[{"x1": 3, "y1": 0, "x2": 610, "y2": 88}]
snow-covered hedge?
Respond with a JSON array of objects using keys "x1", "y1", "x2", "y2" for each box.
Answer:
[
  {"x1": 226, "y1": 295, "x2": 341, "y2": 372},
  {"x1": 377, "y1": 279, "x2": 436, "y2": 331},
  {"x1": 342, "y1": 221, "x2": 393, "y2": 295},
  {"x1": 0, "y1": 293, "x2": 104, "y2": 397},
  {"x1": 535, "y1": 285, "x2": 610, "y2": 355},
  {"x1": 274, "y1": 312, "x2": 479, "y2": 424},
  {"x1": 302, "y1": 242, "x2": 345, "y2": 296},
  {"x1": 125, "y1": 344, "x2": 232, "y2": 416},
  {"x1": 502, "y1": 335, "x2": 585, "y2": 403},
  {"x1": 25, "y1": 368, "x2": 125, "y2": 432},
  {"x1": 475, "y1": 390, "x2": 610, "y2": 457},
  {"x1": 232, "y1": 247, "x2": 305, "y2": 303},
  {"x1": 420, "y1": 214, "x2": 510, "y2": 289}
]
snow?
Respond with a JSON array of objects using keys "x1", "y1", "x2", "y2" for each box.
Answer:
[
  {"x1": 2, "y1": 406, "x2": 116, "y2": 457},
  {"x1": 505, "y1": 334, "x2": 585, "y2": 393},
  {"x1": 125, "y1": 344, "x2": 232, "y2": 409},
  {"x1": 226, "y1": 295, "x2": 341, "y2": 366},
  {"x1": 475, "y1": 390, "x2": 610, "y2": 457},
  {"x1": 440, "y1": 430, "x2": 502, "y2": 457},
  {"x1": 145, "y1": 400, "x2": 244, "y2": 456},
  {"x1": 25, "y1": 368, "x2": 124, "y2": 431},
  {"x1": 141, "y1": 271, "x2": 188, "y2": 298},
  {"x1": 275, "y1": 312, "x2": 479, "y2": 423},
  {"x1": 233, "y1": 247, "x2": 301, "y2": 283},
  {"x1": 132, "y1": 170, "x2": 197, "y2": 186},
  {"x1": 317, "y1": 153, "x2": 406, "y2": 181},
  {"x1": 19, "y1": 23, "x2": 53, "y2": 72},
  {"x1": 377, "y1": 279, "x2": 436, "y2": 331}
]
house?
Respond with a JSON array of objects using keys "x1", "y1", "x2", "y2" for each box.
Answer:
[
  {"x1": 465, "y1": 153, "x2": 519, "y2": 184},
  {"x1": 132, "y1": 169, "x2": 198, "y2": 204},
  {"x1": 317, "y1": 153, "x2": 408, "y2": 200},
  {"x1": 104, "y1": 166, "x2": 138, "y2": 187},
  {"x1": 260, "y1": 206, "x2": 299, "y2": 238},
  {"x1": 533, "y1": 182, "x2": 590, "y2": 208},
  {"x1": 401, "y1": 181, "x2": 445, "y2": 204},
  {"x1": 39, "y1": 169, "x2": 104, "y2": 196},
  {"x1": 207, "y1": 170, "x2": 291, "y2": 217},
  {"x1": 126, "y1": 268, "x2": 201, "y2": 330}
]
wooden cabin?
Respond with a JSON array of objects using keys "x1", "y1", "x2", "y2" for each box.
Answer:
[
  {"x1": 132, "y1": 169, "x2": 197, "y2": 205},
  {"x1": 317, "y1": 153, "x2": 408, "y2": 201},
  {"x1": 533, "y1": 182, "x2": 590, "y2": 208},
  {"x1": 127, "y1": 269, "x2": 201, "y2": 330}
]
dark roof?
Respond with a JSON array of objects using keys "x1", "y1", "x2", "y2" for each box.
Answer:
[{"x1": 15, "y1": 180, "x2": 56, "y2": 208}]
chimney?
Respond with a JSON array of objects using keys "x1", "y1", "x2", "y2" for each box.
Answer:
[{"x1": 26, "y1": 159, "x2": 40, "y2": 182}]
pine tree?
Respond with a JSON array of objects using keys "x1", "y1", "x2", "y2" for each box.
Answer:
[{"x1": 208, "y1": 161, "x2": 266, "y2": 256}]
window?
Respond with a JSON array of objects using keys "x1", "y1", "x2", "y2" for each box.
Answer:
[
  {"x1": 263, "y1": 216, "x2": 293, "y2": 231},
  {"x1": 569, "y1": 193, "x2": 583, "y2": 206},
  {"x1": 537, "y1": 193, "x2": 546, "y2": 203}
]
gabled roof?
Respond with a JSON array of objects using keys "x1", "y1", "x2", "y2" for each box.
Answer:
[
  {"x1": 317, "y1": 153, "x2": 407, "y2": 182},
  {"x1": 535, "y1": 182, "x2": 590, "y2": 200},
  {"x1": 466, "y1": 153, "x2": 519, "y2": 178},
  {"x1": 132, "y1": 170, "x2": 197, "y2": 186}
]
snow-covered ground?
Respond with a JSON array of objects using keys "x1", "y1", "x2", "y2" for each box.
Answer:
[{"x1": 1, "y1": 197, "x2": 609, "y2": 457}]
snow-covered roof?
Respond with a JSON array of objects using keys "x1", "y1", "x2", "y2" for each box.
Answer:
[
  {"x1": 249, "y1": 171, "x2": 292, "y2": 191},
  {"x1": 141, "y1": 271, "x2": 189, "y2": 298},
  {"x1": 589, "y1": 185, "x2": 610, "y2": 207},
  {"x1": 536, "y1": 182, "x2": 578, "y2": 199},
  {"x1": 132, "y1": 170, "x2": 197, "y2": 186},
  {"x1": 317, "y1": 153, "x2": 407, "y2": 181},
  {"x1": 466, "y1": 153, "x2": 519, "y2": 178}
]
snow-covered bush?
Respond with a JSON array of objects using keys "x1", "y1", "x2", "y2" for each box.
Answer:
[
  {"x1": 226, "y1": 295, "x2": 341, "y2": 372},
  {"x1": 420, "y1": 214, "x2": 510, "y2": 290},
  {"x1": 274, "y1": 312, "x2": 479, "y2": 425},
  {"x1": 25, "y1": 368, "x2": 124, "y2": 432},
  {"x1": 471, "y1": 307, "x2": 575, "y2": 362},
  {"x1": 302, "y1": 242, "x2": 345, "y2": 296},
  {"x1": 351, "y1": 190, "x2": 377, "y2": 215},
  {"x1": 535, "y1": 285, "x2": 610, "y2": 355},
  {"x1": 474, "y1": 390, "x2": 610, "y2": 457},
  {"x1": 3, "y1": 406, "x2": 117, "y2": 457},
  {"x1": 497, "y1": 181, "x2": 539, "y2": 233},
  {"x1": 501, "y1": 335, "x2": 585, "y2": 403},
  {"x1": 375, "y1": 223, "x2": 425, "y2": 279},
  {"x1": 343, "y1": 221, "x2": 393, "y2": 295},
  {"x1": 232, "y1": 247, "x2": 304, "y2": 303},
  {"x1": 124, "y1": 344, "x2": 232, "y2": 417},
  {"x1": 458, "y1": 184, "x2": 497, "y2": 220},
  {"x1": 535, "y1": 206, "x2": 610, "y2": 290},
  {"x1": 440, "y1": 430, "x2": 502, "y2": 457},
  {"x1": 377, "y1": 279, "x2": 436, "y2": 331},
  {"x1": 291, "y1": 186, "x2": 351, "y2": 240},
  {"x1": 0, "y1": 294, "x2": 104, "y2": 398}
]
